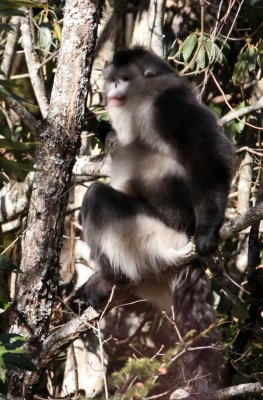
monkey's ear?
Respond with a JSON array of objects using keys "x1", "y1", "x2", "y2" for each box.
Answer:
[{"x1": 144, "y1": 67, "x2": 158, "y2": 78}]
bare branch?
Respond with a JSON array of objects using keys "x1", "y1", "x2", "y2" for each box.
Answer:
[
  {"x1": 73, "y1": 155, "x2": 111, "y2": 180},
  {"x1": 219, "y1": 96, "x2": 263, "y2": 126},
  {"x1": 190, "y1": 381, "x2": 263, "y2": 399},
  {"x1": 5, "y1": 96, "x2": 39, "y2": 133},
  {"x1": 160, "y1": 201, "x2": 263, "y2": 270},
  {"x1": 0, "y1": 16, "x2": 21, "y2": 78},
  {"x1": 20, "y1": 10, "x2": 49, "y2": 118},
  {"x1": 0, "y1": 173, "x2": 33, "y2": 224},
  {"x1": 0, "y1": 157, "x2": 109, "y2": 225},
  {"x1": 39, "y1": 307, "x2": 99, "y2": 368},
  {"x1": 220, "y1": 201, "x2": 263, "y2": 241}
]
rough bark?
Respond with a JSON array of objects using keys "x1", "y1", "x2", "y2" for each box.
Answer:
[{"x1": 7, "y1": 1, "x2": 104, "y2": 399}]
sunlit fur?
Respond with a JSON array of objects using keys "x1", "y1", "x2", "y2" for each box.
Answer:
[{"x1": 77, "y1": 47, "x2": 234, "y2": 396}]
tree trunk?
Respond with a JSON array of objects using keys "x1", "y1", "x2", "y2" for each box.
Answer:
[{"x1": 7, "y1": 1, "x2": 104, "y2": 399}]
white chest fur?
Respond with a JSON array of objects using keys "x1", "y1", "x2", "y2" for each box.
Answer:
[{"x1": 110, "y1": 144, "x2": 186, "y2": 194}]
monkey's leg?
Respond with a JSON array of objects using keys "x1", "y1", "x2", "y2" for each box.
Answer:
[
  {"x1": 78, "y1": 182, "x2": 189, "y2": 311},
  {"x1": 71, "y1": 271, "x2": 129, "y2": 312},
  {"x1": 74, "y1": 182, "x2": 139, "y2": 311}
]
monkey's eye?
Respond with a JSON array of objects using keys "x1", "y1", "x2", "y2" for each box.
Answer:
[
  {"x1": 107, "y1": 76, "x2": 116, "y2": 83},
  {"x1": 120, "y1": 75, "x2": 129, "y2": 82},
  {"x1": 144, "y1": 68, "x2": 158, "y2": 78}
]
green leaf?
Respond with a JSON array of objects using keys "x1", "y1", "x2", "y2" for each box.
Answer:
[
  {"x1": 0, "y1": 256, "x2": 20, "y2": 272},
  {"x1": 0, "y1": 23, "x2": 14, "y2": 32},
  {"x1": 0, "y1": 10, "x2": 25, "y2": 17},
  {"x1": 0, "y1": 154, "x2": 36, "y2": 180},
  {"x1": 182, "y1": 33, "x2": 197, "y2": 62},
  {"x1": 204, "y1": 38, "x2": 213, "y2": 60},
  {"x1": 0, "y1": 85, "x2": 11, "y2": 100},
  {"x1": 196, "y1": 43, "x2": 206, "y2": 70},
  {"x1": 0, "y1": 334, "x2": 27, "y2": 349},
  {"x1": 0, "y1": 365, "x2": 6, "y2": 383},
  {"x1": 3, "y1": 352, "x2": 37, "y2": 372},
  {"x1": 227, "y1": 101, "x2": 246, "y2": 136},
  {"x1": 233, "y1": 59, "x2": 247, "y2": 84},
  {"x1": 0, "y1": 138, "x2": 39, "y2": 151},
  {"x1": 38, "y1": 16, "x2": 52, "y2": 57},
  {"x1": 214, "y1": 43, "x2": 225, "y2": 64},
  {"x1": 0, "y1": 304, "x2": 10, "y2": 314},
  {"x1": 247, "y1": 46, "x2": 257, "y2": 72},
  {"x1": 0, "y1": 0, "x2": 44, "y2": 10}
]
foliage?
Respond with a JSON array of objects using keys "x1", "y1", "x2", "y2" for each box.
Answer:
[
  {"x1": 110, "y1": 357, "x2": 161, "y2": 399},
  {"x1": 0, "y1": 0, "x2": 43, "y2": 28},
  {"x1": 0, "y1": 334, "x2": 36, "y2": 383},
  {"x1": 0, "y1": 1, "x2": 45, "y2": 183}
]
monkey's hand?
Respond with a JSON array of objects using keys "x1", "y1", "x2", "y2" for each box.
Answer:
[
  {"x1": 195, "y1": 226, "x2": 220, "y2": 257},
  {"x1": 159, "y1": 241, "x2": 196, "y2": 270},
  {"x1": 70, "y1": 272, "x2": 114, "y2": 314}
]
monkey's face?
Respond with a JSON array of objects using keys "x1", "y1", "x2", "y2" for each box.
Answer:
[
  {"x1": 103, "y1": 47, "x2": 180, "y2": 143},
  {"x1": 103, "y1": 47, "x2": 177, "y2": 111},
  {"x1": 104, "y1": 64, "x2": 140, "y2": 108},
  {"x1": 104, "y1": 63, "x2": 153, "y2": 112}
]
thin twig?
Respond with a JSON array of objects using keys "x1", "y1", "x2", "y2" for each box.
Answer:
[
  {"x1": 211, "y1": 71, "x2": 263, "y2": 130},
  {"x1": 20, "y1": 10, "x2": 49, "y2": 117},
  {"x1": 5, "y1": 96, "x2": 39, "y2": 134},
  {"x1": 97, "y1": 321, "x2": 109, "y2": 399}
]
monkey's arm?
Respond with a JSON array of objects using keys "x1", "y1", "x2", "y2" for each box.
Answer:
[
  {"x1": 154, "y1": 90, "x2": 234, "y2": 256},
  {"x1": 82, "y1": 182, "x2": 191, "y2": 282},
  {"x1": 188, "y1": 130, "x2": 233, "y2": 256}
]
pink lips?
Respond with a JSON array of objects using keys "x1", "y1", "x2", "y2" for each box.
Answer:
[{"x1": 107, "y1": 95, "x2": 126, "y2": 107}]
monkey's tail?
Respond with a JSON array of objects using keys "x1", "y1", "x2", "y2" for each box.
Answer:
[{"x1": 172, "y1": 260, "x2": 222, "y2": 396}]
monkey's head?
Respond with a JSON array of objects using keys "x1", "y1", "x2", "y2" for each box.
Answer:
[{"x1": 104, "y1": 47, "x2": 178, "y2": 110}]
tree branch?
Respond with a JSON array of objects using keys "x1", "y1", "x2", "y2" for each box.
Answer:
[
  {"x1": 0, "y1": 173, "x2": 33, "y2": 224},
  {"x1": 38, "y1": 307, "x2": 99, "y2": 369},
  {"x1": 0, "y1": 16, "x2": 21, "y2": 78},
  {"x1": 131, "y1": 0, "x2": 166, "y2": 56},
  {"x1": 220, "y1": 201, "x2": 263, "y2": 241},
  {"x1": 214, "y1": 382, "x2": 263, "y2": 399},
  {"x1": 0, "y1": 157, "x2": 109, "y2": 224},
  {"x1": 200, "y1": 382, "x2": 263, "y2": 399},
  {"x1": 161, "y1": 201, "x2": 263, "y2": 270},
  {"x1": 5, "y1": 96, "x2": 39, "y2": 134},
  {"x1": 219, "y1": 96, "x2": 263, "y2": 126},
  {"x1": 20, "y1": 10, "x2": 49, "y2": 118}
]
